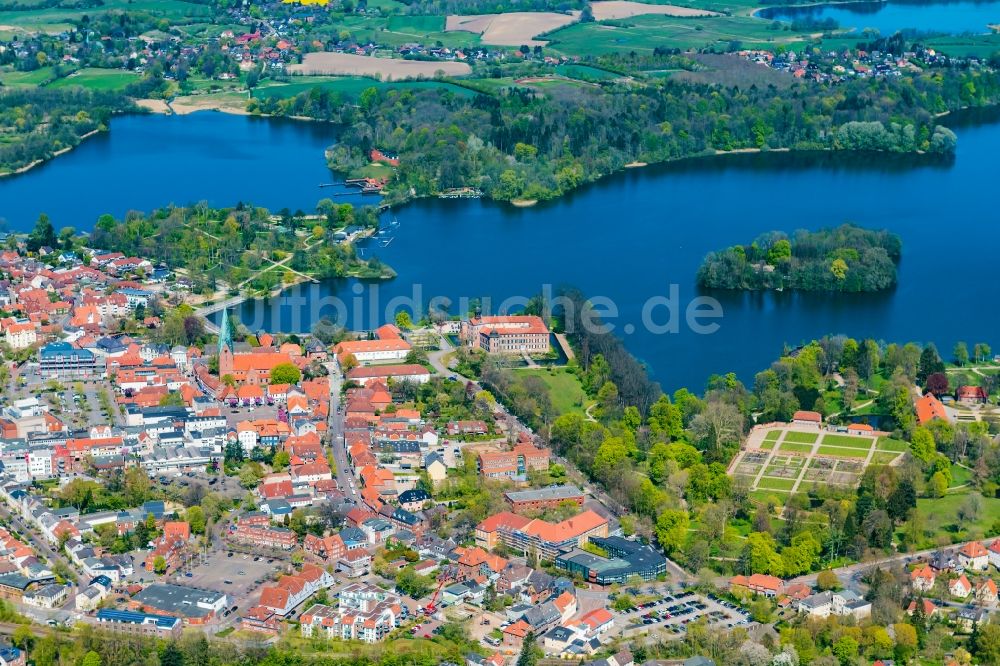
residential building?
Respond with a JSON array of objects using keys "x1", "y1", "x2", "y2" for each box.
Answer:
[
  {"x1": 505, "y1": 485, "x2": 585, "y2": 513},
  {"x1": 959, "y1": 541, "x2": 990, "y2": 571},
  {"x1": 796, "y1": 590, "x2": 871, "y2": 620},
  {"x1": 229, "y1": 524, "x2": 297, "y2": 550},
  {"x1": 728, "y1": 574, "x2": 784, "y2": 598},
  {"x1": 299, "y1": 584, "x2": 406, "y2": 643},
  {"x1": 950, "y1": 575, "x2": 972, "y2": 599},
  {"x1": 477, "y1": 444, "x2": 550, "y2": 480},
  {"x1": 910, "y1": 564, "x2": 936, "y2": 593}
]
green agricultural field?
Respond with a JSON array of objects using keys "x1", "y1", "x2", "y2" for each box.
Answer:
[
  {"x1": 387, "y1": 15, "x2": 445, "y2": 32},
  {"x1": 816, "y1": 445, "x2": 868, "y2": 459},
  {"x1": 554, "y1": 63, "x2": 619, "y2": 81},
  {"x1": 821, "y1": 434, "x2": 873, "y2": 449},
  {"x1": 48, "y1": 68, "x2": 140, "y2": 91},
  {"x1": 0, "y1": 67, "x2": 60, "y2": 87},
  {"x1": 778, "y1": 441, "x2": 813, "y2": 454},
  {"x1": 253, "y1": 77, "x2": 477, "y2": 100},
  {"x1": 0, "y1": 0, "x2": 212, "y2": 31},
  {"x1": 757, "y1": 477, "x2": 797, "y2": 491},
  {"x1": 514, "y1": 367, "x2": 592, "y2": 416},
  {"x1": 783, "y1": 431, "x2": 819, "y2": 444},
  {"x1": 335, "y1": 13, "x2": 479, "y2": 49},
  {"x1": 923, "y1": 33, "x2": 1000, "y2": 59},
  {"x1": 544, "y1": 14, "x2": 819, "y2": 57},
  {"x1": 878, "y1": 437, "x2": 909, "y2": 452}
]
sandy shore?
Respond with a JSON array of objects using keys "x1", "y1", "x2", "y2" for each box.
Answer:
[
  {"x1": 624, "y1": 161, "x2": 647, "y2": 168},
  {"x1": 511, "y1": 198, "x2": 539, "y2": 207},
  {"x1": 0, "y1": 128, "x2": 103, "y2": 178}
]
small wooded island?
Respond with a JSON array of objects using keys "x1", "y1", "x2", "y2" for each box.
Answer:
[{"x1": 696, "y1": 224, "x2": 901, "y2": 292}]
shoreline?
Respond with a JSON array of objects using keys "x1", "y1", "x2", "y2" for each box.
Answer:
[
  {"x1": 749, "y1": 0, "x2": 887, "y2": 18},
  {"x1": 0, "y1": 128, "x2": 104, "y2": 179}
]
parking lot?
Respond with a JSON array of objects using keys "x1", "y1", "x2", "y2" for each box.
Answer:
[
  {"x1": 616, "y1": 590, "x2": 752, "y2": 639},
  {"x1": 221, "y1": 403, "x2": 283, "y2": 429},
  {"x1": 128, "y1": 549, "x2": 282, "y2": 618}
]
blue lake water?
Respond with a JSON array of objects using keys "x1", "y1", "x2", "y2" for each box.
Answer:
[
  {"x1": 3, "y1": 109, "x2": 1000, "y2": 391},
  {"x1": 0, "y1": 112, "x2": 367, "y2": 228},
  {"x1": 758, "y1": 0, "x2": 1000, "y2": 35}
]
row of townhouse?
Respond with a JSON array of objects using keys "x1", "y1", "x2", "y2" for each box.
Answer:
[{"x1": 253, "y1": 563, "x2": 334, "y2": 617}]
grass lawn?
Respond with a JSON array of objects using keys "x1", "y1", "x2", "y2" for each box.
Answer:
[
  {"x1": 871, "y1": 451, "x2": 901, "y2": 465},
  {"x1": 515, "y1": 367, "x2": 591, "y2": 417},
  {"x1": 914, "y1": 492, "x2": 1000, "y2": 545},
  {"x1": 759, "y1": 440, "x2": 776, "y2": 451},
  {"x1": 816, "y1": 445, "x2": 868, "y2": 458},
  {"x1": 821, "y1": 434, "x2": 873, "y2": 449},
  {"x1": 750, "y1": 490, "x2": 790, "y2": 506},
  {"x1": 778, "y1": 441, "x2": 814, "y2": 454},
  {"x1": 878, "y1": 437, "x2": 909, "y2": 452},
  {"x1": 47, "y1": 68, "x2": 140, "y2": 91},
  {"x1": 253, "y1": 76, "x2": 476, "y2": 100},
  {"x1": 950, "y1": 463, "x2": 974, "y2": 489},
  {"x1": 783, "y1": 431, "x2": 819, "y2": 444},
  {"x1": 763, "y1": 429, "x2": 782, "y2": 442},
  {"x1": 756, "y1": 477, "x2": 797, "y2": 491}
]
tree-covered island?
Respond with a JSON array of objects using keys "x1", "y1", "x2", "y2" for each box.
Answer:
[{"x1": 696, "y1": 224, "x2": 902, "y2": 292}]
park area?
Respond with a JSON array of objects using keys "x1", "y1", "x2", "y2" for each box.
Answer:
[{"x1": 732, "y1": 425, "x2": 909, "y2": 501}]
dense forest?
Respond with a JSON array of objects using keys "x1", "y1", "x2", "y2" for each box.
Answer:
[
  {"x1": 87, "y1": 203, "x2": 390, "y2": 295},
  {"x1": 696, "y1": 224, "x2": 902, "y2": 292},
  {"x1": 0, "y1": 87, "x2": 133, "y2": 175},
  {"x1": 250, "y1": 64, "x2": 998, "y2": 204}
]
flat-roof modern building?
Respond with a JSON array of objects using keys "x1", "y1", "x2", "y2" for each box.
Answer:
[
  {"x1": 555, "y1": 536, "x2": 667, "y2": 585},
  {"x1": 39, "y1": 342, "x2": 104, "y2": 380},
  {"x1": 130, "y1": 583, "x2": 227, "y2": 624},
  {"x1": 95, "y1": 609, "x2": 183, "y2": 638}
]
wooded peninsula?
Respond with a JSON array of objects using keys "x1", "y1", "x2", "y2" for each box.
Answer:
[
  {"x1": 88, "y1": 203, "x2": 391, "y2": 296},
  {"x1": 250, "y1": 52, "x2": 999, "y2": 205},
  {"x1": 696, "y1": 224, "x2": 902, "y2": 292}
]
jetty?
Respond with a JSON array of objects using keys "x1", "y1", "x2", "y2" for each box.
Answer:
[{"x1": 438, "y1": 187, "x2": 483, "y2": 199}]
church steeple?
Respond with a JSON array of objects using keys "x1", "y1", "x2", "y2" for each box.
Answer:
[{"x1": 218, "y1": 308, "x2": 233, "y2": 355}]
